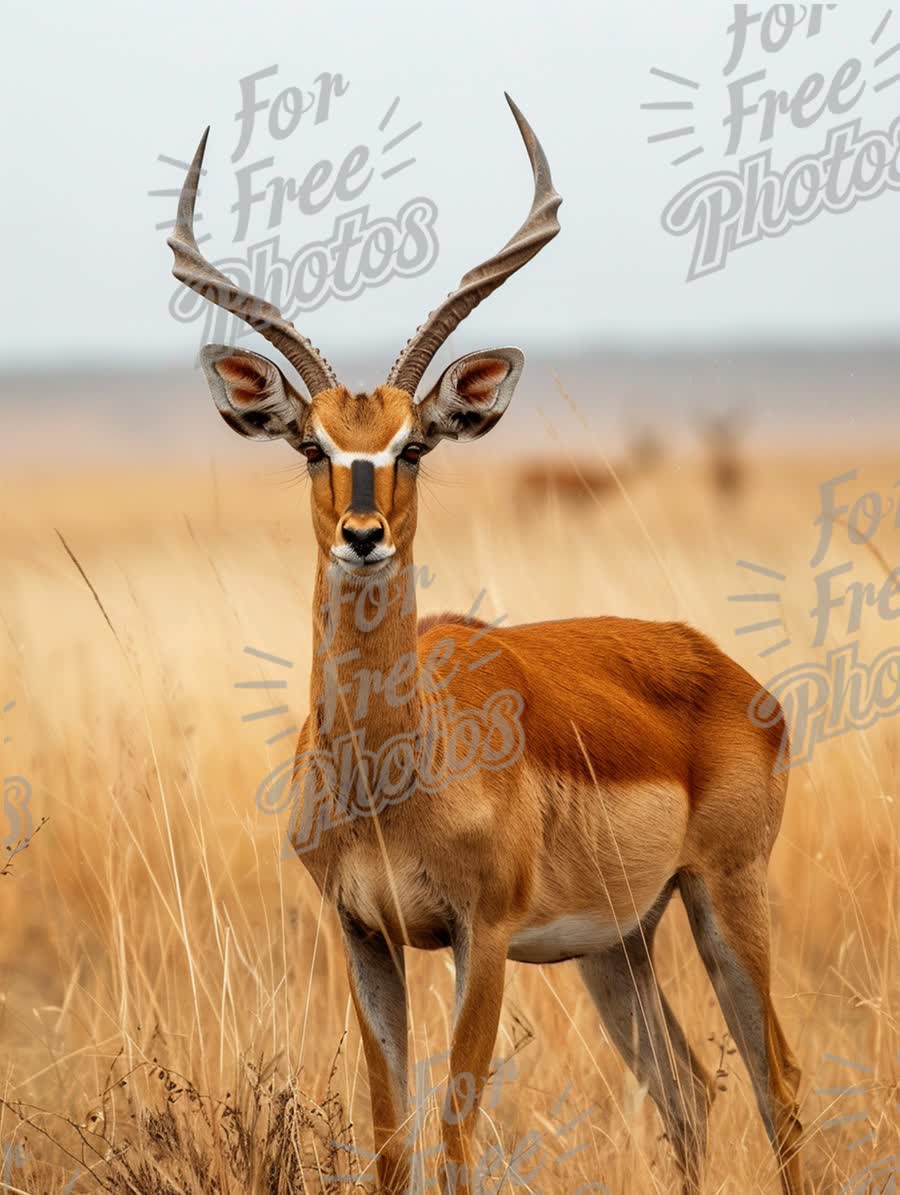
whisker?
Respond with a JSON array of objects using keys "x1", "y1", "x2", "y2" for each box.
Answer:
[
  {"x1": 554, "y1": 1106, "x2": 593, "y2": 1136},
  {"x1": 649, "y1": 67, "x2": 701, "y2": 89},
  {"x1": 820, "y1": 1111, "x2": 870, "y2": 1131},
  {"x1": 383, "y1": 123, "x2": 422, "y2": 153},
  {"x1": 550, "y1": 1081, "x2": 574, "y2": 1117},
  {"x1": 737, "y1": 560, "x2": 787, "y2": 582},
  {"x1": 735, "y1": 618, "x2": 784, "y2": 636},
  {"x1": 872, "y1": 8, "x2": 893, "y2": 43},
  {"x1": 672, "y1": 145, "x2": 705, "y2": 167},
  {"x1": 157, "y1": 153, "x2": 208, "y2": 174},
  {"x1": 265, "y1": 726, "x2": 300, "y2": 745},
  {"x1": 242, "y1": 705, "x2": 291, "y2": 722},
  {"x1": 824, "y1": 1055, "x2": 875, "y2": 1074},
  {"x1": 648, "y1": 126, "x2": 696, "y2": 144},
  {"x1": 556, "y1": 1141, "x2": 591, "y2": 1164},
  {"x1": 728, "y1": 593, "x2": 781, "y2": 603},
  {"x1": 379, "y1": 96, "x2": 400, "y2": 132},
  {"x1": 466, "y1": 589, "x2": 488, "y2": 621},
  {"x1": 381, "y1": 158, "x2": 416, "y2": 180},
  {"x1": 758, "y1": 638, "x2": 791, "y2": 659},
  {"x1": 147, "y1": 187, "x2": 192, "y2": 198},
  {"x1": 641, "y1": 100, "x2": 694, "y2": 111},
  {"x1": 847, "y1": 1131, "x2": 876, "y2": 1149},
  {"x1": 243, "y1": 647, "x2": 295, "y2": 668},
  {"x1": 875, "y1": 39, "x2": 900, "y2": 65}
]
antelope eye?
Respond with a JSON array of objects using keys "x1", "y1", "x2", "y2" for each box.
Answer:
[
  {"x1": 302, "y1": 443, "x2": 324, "y2": 463},
  {"x1": 401, "y1": 443, "x2": 425, "y2": 464}
]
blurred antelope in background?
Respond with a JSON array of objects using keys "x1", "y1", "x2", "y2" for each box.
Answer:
[
  {"x1": 169, "y1": 96, "x2": 804, "y2": 1195},
  {"x1": 700, "y1": 409, "x2": 749, "y2": 505},
  {"x1": 518, "y1": 422, "x2": 663, "y2": 506}
]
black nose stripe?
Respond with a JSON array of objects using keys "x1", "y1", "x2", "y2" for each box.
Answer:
[{"x1": 349, "y1": 460, "x2": 376, "y2": 513}]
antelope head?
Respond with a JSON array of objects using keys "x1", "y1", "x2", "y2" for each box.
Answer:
[{"x1": 169, "y1": 95, "x2": 561, "y2": 577}]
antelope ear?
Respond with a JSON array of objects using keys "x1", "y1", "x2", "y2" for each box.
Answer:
[
  {"x1": 417, "y1": 348, "x2": 524, "y2": 442},
  {"x1": 199, "y1": 345, "x2": 308, "y2": 443}
]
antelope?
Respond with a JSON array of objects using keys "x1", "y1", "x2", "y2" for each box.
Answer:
[
  {"x1": 518, "y1": 425, "x2": 664, "y2": 507},
  {"x1": 168, "y1": 96, "x2": 804, "y2": 1195},
  {"x1": 700, "y1": 409, "x2": 748, "y2": 505}
]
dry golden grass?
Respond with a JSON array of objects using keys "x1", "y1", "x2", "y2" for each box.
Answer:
[{"x1": 0, "y1": 450, "x2": 897, "y2": 1193}]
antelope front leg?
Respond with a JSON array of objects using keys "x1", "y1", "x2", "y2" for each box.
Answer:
[
  {"x1": 440, "y1": 923, "x2": 509, "y2": 1195},
  {"x1": 340, "y1": 909, "x2": 410, "y2": 1194}
]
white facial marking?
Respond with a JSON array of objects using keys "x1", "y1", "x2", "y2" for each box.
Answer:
[
  {"x1": 327, "y1": 559, "x2": 396, "y2": 587},
  {"x1": 313, "y1": 419, "x2": 412, "y2": 468},
  {"x1": 330, "y1": 546, "x2": 396, "y2": 574}
]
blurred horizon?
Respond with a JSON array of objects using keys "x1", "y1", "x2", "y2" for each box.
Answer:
[
  {"x1": 4, "y1": 343, "x2": 899, "y2": 468},
  {"x1": 6, "y1": 334, "x2": 900, "y2": 378}
]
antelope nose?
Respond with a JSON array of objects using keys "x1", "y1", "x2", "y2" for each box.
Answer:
[{"x1": 342, "y1": 523, "x2": 385, "y2": 558}]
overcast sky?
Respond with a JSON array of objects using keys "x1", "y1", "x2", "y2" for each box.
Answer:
[{"x1": 5, "y1": 0, "x2": 900, "y2": 371}]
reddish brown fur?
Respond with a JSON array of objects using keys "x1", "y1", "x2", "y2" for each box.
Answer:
[
  {"x1": 415, "y1": 611, "x2": 489, "y2": 636},
  {"x1": 206, "y1": 350, "x2": 802, "y2": 1195},
  {"x1": 174, "y1": 101, "x2": 799, "y2": 1191},
  {"x1": 416, "y1": 615, "x2": 786, "y2": 798}
]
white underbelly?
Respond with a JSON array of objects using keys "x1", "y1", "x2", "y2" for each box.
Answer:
[{"x1": 508, "y1": 913, "x2": 639, "y2": 964}]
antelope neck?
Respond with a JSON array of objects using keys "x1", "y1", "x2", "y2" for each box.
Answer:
[{"x1": 309, "y1": 551, "x2": 422, "y2": 751}]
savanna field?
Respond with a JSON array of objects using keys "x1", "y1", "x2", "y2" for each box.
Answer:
[{"x1": 0, "y1": 441, "x2": 897, "y2": 1193}]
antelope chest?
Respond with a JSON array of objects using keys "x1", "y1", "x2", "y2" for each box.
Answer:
[{"x1": 334, "y1": 845, "x2": 453, "y2": 949}]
